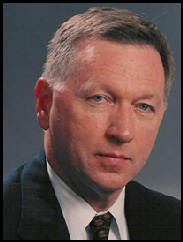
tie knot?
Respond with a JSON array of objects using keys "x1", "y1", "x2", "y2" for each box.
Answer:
[{"x1": 89, "y1": 212, "x2": 114, "y2": 240}]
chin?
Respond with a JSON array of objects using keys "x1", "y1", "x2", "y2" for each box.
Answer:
[{"x1": 92, "y1": 173, "x2": 129, "y2": 192}]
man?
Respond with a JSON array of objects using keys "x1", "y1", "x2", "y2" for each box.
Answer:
[{"x1": 3, "y1": 7, "x2": 180, "y2": 240}]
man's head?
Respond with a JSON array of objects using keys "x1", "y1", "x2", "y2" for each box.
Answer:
[
  {"x1": 42, "y1": 7, "x2": 174, "y2": 102},
  {"x1": 35, "y1": 7, "x2": 174, "y2": 196}
]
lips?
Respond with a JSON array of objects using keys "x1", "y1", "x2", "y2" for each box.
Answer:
[
  {"x1": 97, "y1": 153, "x2": 130, "y2": 159},
  {"x1": 96, "y1": 153, "x2": 130, "y2": 167}
]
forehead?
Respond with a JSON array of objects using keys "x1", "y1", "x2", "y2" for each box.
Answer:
[
  {"x1": 76, "y1": 39, "x2": 164, "y2": 76},
  {"x1": 75, "y1": 39, "x2": 165, "y2": 95}
]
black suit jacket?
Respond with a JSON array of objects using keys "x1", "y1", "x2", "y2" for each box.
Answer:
[{"x1": 3, "y1": 150, "x2": 181, "y2": 240}]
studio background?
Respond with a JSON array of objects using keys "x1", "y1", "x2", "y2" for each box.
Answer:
[{"x1": 3, "y1": 3, "x2": 181, "y2": 200}]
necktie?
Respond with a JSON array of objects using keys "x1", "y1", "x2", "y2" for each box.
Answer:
[{"x1": 89, "y1": 212, "x2": 114, "y2": 240}]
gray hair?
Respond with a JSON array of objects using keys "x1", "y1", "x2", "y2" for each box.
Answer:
[{"x1": 42, "y1": 7, "x2": 175, "y2": 102}]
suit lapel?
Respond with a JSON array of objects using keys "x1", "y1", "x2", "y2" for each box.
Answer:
[
  {"x1": 125, "y1": 181, "x2": 160, "y2": 240},
  {"x1": 125, "y1": 181, "x2": 147, "y2": 240},
  {"x1": 17, "y1": 150, "x2": 70, "y2": 240}
]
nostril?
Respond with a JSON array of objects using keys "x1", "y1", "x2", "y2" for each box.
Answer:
[{"x1": 108, "y1": 136, "x2": 123, "y2": 144}]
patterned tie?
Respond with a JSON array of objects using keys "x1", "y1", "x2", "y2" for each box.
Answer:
[{"x1": 89, "y1": 212, "x2": 114, "y2": 240}]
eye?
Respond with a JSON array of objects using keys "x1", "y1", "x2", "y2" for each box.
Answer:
[
  {"x1": 87, "y1": 94, "x2": 115, "y2": 106},
  {"x1": 138, "y1": 103, "x2": 154, "y2": 112},
  {"x1": 92, "y1": 96, "x2": 104, "y2": 102},
  {"x1": 88, "y1": 95, "x2": 108, "y2": 104}
]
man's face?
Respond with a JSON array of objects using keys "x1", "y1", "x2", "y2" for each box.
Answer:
[{"x1": 47, "y1": 39, "x2": 165, "y2": 192}]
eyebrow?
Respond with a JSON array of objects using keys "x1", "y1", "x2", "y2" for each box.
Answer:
[
  {"x1": 134, "y1": 93, "x2": 163, "y2": 107},
  {"x1": 78, "y1": 78, "x2": 97, "y2": 93},
  {"x1": 78, "y1": 78, "x2": 116, "y2": 95},
  {"x1": 135, "y1": 93, "x2": 161, "y2": 101}
]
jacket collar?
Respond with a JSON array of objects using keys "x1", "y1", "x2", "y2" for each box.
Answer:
[{"x1": 17, "y1": 150, "x2": 70, "y2": 240}]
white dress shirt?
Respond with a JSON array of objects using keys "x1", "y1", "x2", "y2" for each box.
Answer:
[{"x1": 47, "y1": 161, "x2": 129, "y2": 240}]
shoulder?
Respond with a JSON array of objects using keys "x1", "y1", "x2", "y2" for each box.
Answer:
[
  {"x1": 3, "y1": 162, "x2": 26, "y2": 211},
  {"x1": 3, "y1": 163, "x2": 24, "y2": 239},
  {"x1": 3, "y1": 149, "x2": 46, "y2": 192},
  {"x1": 3, "y1": 150, "x2": 46, "y2": 239},
  {"x1": 126, "y1": 180, "x2": 181, "y2": 214},
  {"x1": 3, "y1": 149, "x2": 46, "y2": 199},
  {"x1": 125, "y1": 181, "x2": 181, "y2": 240}
]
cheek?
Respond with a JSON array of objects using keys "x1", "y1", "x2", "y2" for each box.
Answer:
[
  {"x1": 71, "y1": 111, "x2": 106, "y2": 138},
  {"x1": 49, "y1": 104, "x2": 73, "y2": 154},
  {"x1": 52, "y1": 109, "x2": 104, "y2": 154}
]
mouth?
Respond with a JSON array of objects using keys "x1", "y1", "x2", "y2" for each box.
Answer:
[{"x1": 96, "y1": 153, "x2": 130, "y2": 167}]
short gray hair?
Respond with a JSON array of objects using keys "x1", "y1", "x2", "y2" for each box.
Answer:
[{"x1": 42, "y1": 7, "x2": 175, "y2": 102}]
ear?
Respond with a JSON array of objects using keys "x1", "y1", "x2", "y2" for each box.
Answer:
[
  {"x1": 35, "y1": 77, "x2": 53, "y2": 130},
  {"x1": 164, "y1": 102, "x2": 168, "y2": 112}
]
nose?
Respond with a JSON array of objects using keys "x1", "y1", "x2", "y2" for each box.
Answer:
[{"x1": 106, "y1": 104, "x2": 135, "y2": 144}]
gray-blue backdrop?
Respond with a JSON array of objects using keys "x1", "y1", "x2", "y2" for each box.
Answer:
[{"x1": 3, "y1": 3, "x2": 181, "y2": 200}]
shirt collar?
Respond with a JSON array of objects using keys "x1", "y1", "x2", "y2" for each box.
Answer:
[
  {"x1": 108, "y1": 186, "x2": 128, "y2": 240},
  {"x1": 47, "y1": 161, "x2": 126, "y2": 240}
]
